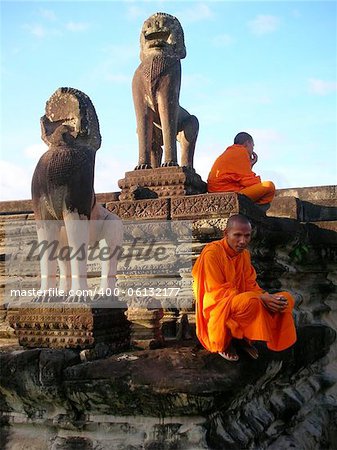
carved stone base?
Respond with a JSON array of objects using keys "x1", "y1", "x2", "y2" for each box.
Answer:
[
  {"x1": 7, "y1": 303, "x2": 130, "y2": 351},
  {"x1": 127, "y1": 308, "x2": 164, "y2": 349},
  {"x1": 161, "y1": 309, "x2": 179, "y2": 340},
  {"x1": 176, "y1": 309, "x2": 196, "y2": 340},
  {"x1": 118, "y1": 167, "x2": 207, "y2": 200}
]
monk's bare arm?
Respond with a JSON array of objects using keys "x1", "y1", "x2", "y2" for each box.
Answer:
[
  {"x1": 260, "y1": 293, "x2": 288, "y2": 313},
  {"x1": 251, "y1": 151, "x2": 258, "y2": 167}
]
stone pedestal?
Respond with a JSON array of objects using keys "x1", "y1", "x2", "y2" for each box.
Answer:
[
  {"x1": 127, "y1": 308, "x2": 164, "y2": 349},
  {"x1": 118, "y1": 167, "x2": 207, "y2": 200},
  {"x1": 7, "y1": 302, "x2": 130, "y2": 354}
]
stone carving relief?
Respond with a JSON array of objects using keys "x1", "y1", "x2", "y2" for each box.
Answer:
[{"x1": 132, "y1": 12, "x2": 199, "y2": 169}]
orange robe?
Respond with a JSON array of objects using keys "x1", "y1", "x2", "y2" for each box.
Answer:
[
  {"x1": 208, "y1": 144, "x2": 261, "y2": 192},
  {"x1": 192, "y1": 238, "x2": 297, "y2": 353},
  {"x1": 207, "y1": 144, "x2": 275, "y2": 204}
]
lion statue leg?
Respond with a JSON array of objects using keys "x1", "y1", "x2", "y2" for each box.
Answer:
[
  {"x1": 63, "y1": 211, "x2": 90, "y2": 302},
  {"x1": 177, "y1": 107, "x2": 199, "y2": 168},
  {"x1": 33, "y1": 220, "x2": 60, "y2": 302},
  {"x1": 57, "y1": 225, "x2": 71, "y2": 296},
  {"x1": 150, "y1": 125, "x2": 163, "y2": 168},
  {"x1": 158, "y1": 86, "x2": 179, "y2": 167},
  {"x1": 132, "y1": 71, "x2": 154, "y2": 170},
  {"x1": 89, "y1": 203, "x2": 123, "y2": 296}
]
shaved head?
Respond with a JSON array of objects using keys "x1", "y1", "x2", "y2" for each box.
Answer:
[
  {"x1": 225, "y1": 214, "x2": 252, "y2": 253},
  {"x1": 226, "y1": 214, "x2": 251, "y2": 230},
  {"x1": 234, "y1": 132, "x2": 253, "y2": 145}
]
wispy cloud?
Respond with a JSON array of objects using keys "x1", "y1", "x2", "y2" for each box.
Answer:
[
  {"x1": 101, "y1": 43, "x2": 138, "y2": 64},
  {"x1": 24, "y1": 143, "x2": 48, "y2": 160},
  {"x1": 212, "y1": 34, "x2": 234, "y2": 47},
  {"x1": 39, "y1": 9, "x2": 57, "y2": 21},
  {"x1": 247, "y1": 128, "x2": 284, "y2": 158},
  {"x1": 220, "y1": 84, "x2": 273, "y2": 105},
  {"x1": 105, "y1": 73, "x2": 131, "y2": 84},
  {"x1": 308, "y1": 78, "x2": 337, "y2": 95},
  {"x1": 94, "y1": 154, "x2": 132, "y2": 193},
  {"x1": 175, "y1": 3, "x2": 213, "y2": 25},
  {"x1": 65, "y1": 21, "x2": 90, "y2": 32},
  {"x1": 249, "y1": 128, "x2": 284, "y2": 143},
  {"x1": 181, "y1": 73, "x2": 210, "y2": 90},
  {"x1": 126, "y1": 5, "x2": 146, "y2": 21},
  {"x1": 24, "y1": 17, "x2": 90, "y2": 38},
  {"x1": 0, "y1": 161, "x2": 32, "y2": 201},
  {"x1": 23, "y1": 24, "x2": 46, "y2": 38},
  {"x1": 248, "y1": 15, "x2": 281, "y2": 35}
]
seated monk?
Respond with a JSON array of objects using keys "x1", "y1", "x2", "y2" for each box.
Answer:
[
  {"x1": 192, "y1": 214, "x2": 297, "y2": 361},
  {"x1": 207, "y1": 132, "x2": 275, "y2": 209}
]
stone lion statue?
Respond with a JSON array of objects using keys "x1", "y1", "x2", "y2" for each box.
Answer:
[
  {"x1": 32, "y1": 87, "x2": 123, "y2": 301},
  {"x1": 132, "y1": 12, "x2": 199, "y2": 169}
]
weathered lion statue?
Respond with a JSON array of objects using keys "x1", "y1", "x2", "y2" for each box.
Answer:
[
  {"x1": 132, "y1": 12, "x2": 199, "y2": 169},
  {"x1": 31, "y1": 87, "x2": 123, "y2": 301}
]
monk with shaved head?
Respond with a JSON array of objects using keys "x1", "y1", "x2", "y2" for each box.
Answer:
[
  {"x1": 207, "y1": 132, "x2": 275, "y2": 210},
  {"x1": 192, "y1": 214, "x2": 296, "y2": 361}
]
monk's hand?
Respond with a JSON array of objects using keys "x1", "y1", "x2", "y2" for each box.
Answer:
[
  {"x1": 251, "y1": 151, "x2": 258, "y2": 167},
  {"x1": 260, "y1": 293, "x2": 288, "y2": 313}
]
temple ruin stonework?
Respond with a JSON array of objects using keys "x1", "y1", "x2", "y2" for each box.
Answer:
[{"x1": 0, "y1": 10, "x2": 337, "y2": 450}]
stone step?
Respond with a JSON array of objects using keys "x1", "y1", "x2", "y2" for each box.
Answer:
[
  {"x1": 267, "y1": 196, "x2": 337, "y2": 222},
  {"x1": 0, "y1": 192, "x2": 121, "y2": 215},
  {"x1": 275, "y1": 185, "x2": 336, "y2": 201}
]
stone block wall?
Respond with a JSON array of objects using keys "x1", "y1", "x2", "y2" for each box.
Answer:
[{"x1": 0, "y1": 186, "x2": 336, "y2": 449}]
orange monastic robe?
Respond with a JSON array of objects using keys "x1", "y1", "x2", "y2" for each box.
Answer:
[
  {"x1": 208, "y1": 144, "x2": 261, "y2": 193},
  {"x1": 192, "y1": 238, "x2": 297, "y2": 353}
]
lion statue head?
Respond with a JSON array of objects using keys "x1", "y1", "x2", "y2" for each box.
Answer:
[
  {"x1": 140, "y1": 12, "x2": 186, "y2": 61},
  {"x1": 41, "y1": 87, "x2": 101, "y2": 151}
]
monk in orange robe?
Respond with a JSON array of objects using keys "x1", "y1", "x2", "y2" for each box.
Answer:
[
  {"x1": 192, "y1": 214, "x2": 297, "y2": 361},
  {"x1": 207, "y1": 132, "x2": 275, "y2": 208}
]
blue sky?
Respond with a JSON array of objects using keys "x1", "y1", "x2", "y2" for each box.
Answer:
[{"x1": 1, "y1": 0, "x2": 336, "y2": 200}]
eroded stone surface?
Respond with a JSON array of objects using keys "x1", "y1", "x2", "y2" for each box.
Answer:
[{"x1": 0, "y1": 323, "x2": 335, "y2": 449}]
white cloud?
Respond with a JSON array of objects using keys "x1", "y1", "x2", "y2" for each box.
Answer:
[
  {"x1": 24, "y1": 24, "x2": 46, "y2": 38},
  {"x1": 248, "y1": 128, "x2": 284, "y2": 144},
  {"x1": 65, "y1": 22, "x2": 90, "y2": 32},
  {"x1": 308, "y1": 78, "x2": 337, "y2": 95},
  {"x1": 212, "y1": 34, "x2": 234, "y2": 47},
  {"x1": 181, "y1": 73, "x2": 210, "y2": 90},
  {"x1": 248, "y1": 15, "x2": 281, "y2": 35},
  {"x1": 126, "y1": 5, "x2": 146, "y2": 20},
  {"x1": 175, "y1": 3, "x2": 213, "y2": 24},
  {"x1": 220, "y1": 84, "x2": 272, "y2": 105},
  {"x1": 101, "y1": 43, "x2": 138, "y2": 64},
  {"x1": 24, "y1": 143, "x2": 48, "y2": 160},
  {"x1": 23, "y1": 23, "x2": 62, "y2": 38},
  {"x1": 105, "y1": 73, "x2": 131, "y2": 84},
  {"x1": 291, "y1": 9, "x2": 302, "y2": 19},
  {"x1": 0, "y1": 161, "x2": 32, "y2": 201},
  {"x1": 94, "y1": 155, "x2": 131, "y2": 193},
  {"x1": 246, "y1": 128, "x2": 285, "y2": 159},
  {"x1": 40, "y1": 9, "x2": 57, "y2": 21}
]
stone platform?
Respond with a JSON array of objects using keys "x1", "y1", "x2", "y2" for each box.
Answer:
[
  {"x1": 0, "y1": 185, "x2": 336, "y2": 449},
  {"x1": 6, "y1": 302, "x2": 130, "y2": 357},
  {"x1": 0, "y1": 323, "x2": 335, "y2": 449},
  {"x1": 118, "y1": 166, "x2": 207, "y2": 200}
]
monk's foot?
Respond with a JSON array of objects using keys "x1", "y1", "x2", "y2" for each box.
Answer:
[
  {"x1": 218, "y1": 343, "x2": 239, "y2": 362},
  {"x1": 237, "y1": 339, "x2": 259, "y2": 359}
]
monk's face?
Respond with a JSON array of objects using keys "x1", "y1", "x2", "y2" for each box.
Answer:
[
  {"x1": 225, "y1": 222, "x2": 252, "y2": 253},
  {"x1": 244, "y1": 139, "x2": 254, "y2": 157}
]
